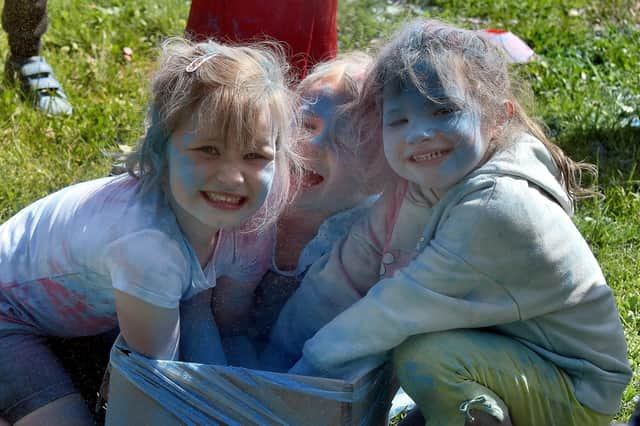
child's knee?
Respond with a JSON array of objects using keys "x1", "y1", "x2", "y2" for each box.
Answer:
[
  {"x1": 392, "y1": 330, "x2": 474, "y2": 381},
  {"x1": 392, "y1": 332, "x2": 458, "y2": 396},
  {"x1": 392, "y1": 331, "x2": 511, "y2": 424}
]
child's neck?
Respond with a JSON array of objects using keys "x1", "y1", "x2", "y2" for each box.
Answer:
[
  {"x1": 180, "y1": 222, "x2": 218, "y2": 268},
  {"x1": 274, "y1": 207, "x2": 328, "y2": 271},
  {"x1": 190, "y1": 229, "x2": 219, "y2": 268},
  {"x1": 408, "y1": 182, "x2": 441, "y2": 207}
]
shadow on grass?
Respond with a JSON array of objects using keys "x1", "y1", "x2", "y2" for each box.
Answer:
[{"x1": 557, "y1": 124, "x2": 640, "y2": 189}]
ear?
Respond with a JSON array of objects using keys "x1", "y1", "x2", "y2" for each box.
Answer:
[
  {"x1": 498, "y1": 99, "x2": 514, "y2": 126},
  {"x1": 490, "y1": 99, "x2": 514, "y2": 139}
]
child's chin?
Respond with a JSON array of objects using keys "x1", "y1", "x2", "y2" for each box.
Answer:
[
  {"x1": 194, "y1": 209, "x2": 249, "y2": 230},
  {"x1": 211, "y1": 211, "x2": 251, "y2": 227}
]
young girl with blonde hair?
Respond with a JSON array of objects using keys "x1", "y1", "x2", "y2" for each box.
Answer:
[
  {"x1": 0, "y1": 37, "x2": 300, "y2": 425},
  {"x1": 180, "y1": 51, "x2": 379, "y2": 368},
  {"x1": 267, "y1": 19, "x2": 632, "y2": 425}
]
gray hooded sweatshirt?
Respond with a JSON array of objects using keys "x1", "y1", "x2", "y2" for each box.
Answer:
[{"x1": 268, "y1": 133, "x2": 632, "y2": 415}]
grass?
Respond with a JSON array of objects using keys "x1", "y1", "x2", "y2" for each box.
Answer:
[{"x1": 0, "y1": 0, "x2": 638, "y2": 421}]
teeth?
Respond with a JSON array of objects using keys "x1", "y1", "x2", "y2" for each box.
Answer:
[
  {"x1": 204, "y1": 192, "x2": 243, "y2": 204},
  {"x1": 413, "y1": 151, "x2": 446, "y2": 162},
  {"x1": 304, "y1": 167, "x2": 321, "y2": 176}
]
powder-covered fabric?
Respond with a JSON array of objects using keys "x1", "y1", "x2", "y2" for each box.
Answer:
[
  {"x1": 0, "y1": 174, "x2": 271, "y2": 337},
  {"x1": 252, "y1": 196, "x2": 377, "y2": 347},
  {"x1": 393, "y1": 329, "x2": 614, "y2": 425},
  {"x1": 269, "y1": 133, "x2": 632, "y2": 415},
  {"x1": 270, "y1": 196, "x2": 379, "y2": 279}
]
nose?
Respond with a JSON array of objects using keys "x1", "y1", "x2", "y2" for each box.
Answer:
[
  {"x1": 407, "y1": 125, "x2": 434, "y2": 145},
  {"x1": 308, "y1": 129, "x2": 331, "y2": 151},
  {"x1": 214, "y1": 162, "x2": 244, "y2": 188},
  {"x1": 302, "y1": 133, "x2": 330, "y2": 159}
]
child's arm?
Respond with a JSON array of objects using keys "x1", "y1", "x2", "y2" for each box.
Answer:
[
  {"x1": 180, "y1": 279, "x2": 261, "y2": 367},
  {"x1": 179, "y1": 280, "x2": 262, "y2": 367},
  {"x1": 294, "y1": 180, "x2": 610, "y2": 374},
  {"x1": 104, "y1": 229, "x2": 191, "y2": 360},
  {"x1": 180, "y1": 289, "x2": 227, "y2": 364},
  {"x1": 114, "y1": 290, "x2": 180, "y2": 359}
]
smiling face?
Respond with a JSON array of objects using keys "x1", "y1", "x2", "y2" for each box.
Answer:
[
  {"x1": 166, "y1": 111, "x2": 276, "y2": 239},
  {"x1": 382, "y1": 74, "x2": 492, "y2": 196},
  {"x1": 293, "y1": 80, "x2": 367, "y2": 215}
]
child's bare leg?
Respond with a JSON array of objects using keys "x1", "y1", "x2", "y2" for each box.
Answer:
[
  {"x1": 15, "y1": 394, "x2": 93, "y2": 426},
  {"x1": 0, "y1": 333, "x2": 92, "y2": 426},
  {"x1": 392, "y1": 329, "x2": 611, "y2": 426}
]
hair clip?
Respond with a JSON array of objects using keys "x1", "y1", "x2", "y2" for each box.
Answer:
[{"x1": 186, "y1": 52, "x2": 218, "y2": 73}]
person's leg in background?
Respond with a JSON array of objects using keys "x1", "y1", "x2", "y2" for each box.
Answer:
[
  {"x1": 393, "y1": 329, "x2": 614, "y2": 426},
  {"x1": 2, "y1": 0, "x2": 72, "y2": 115},
  {"x1": 184, "y1": 0, "x2": 337, "y2": 81},
  {"x1": 3, "y1": 0, "x2": 48, "y2": 61}
]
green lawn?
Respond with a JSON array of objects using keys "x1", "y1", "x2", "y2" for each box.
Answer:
[{"x1": 0, "y1": 0, "x2": 638, "y2": 421}]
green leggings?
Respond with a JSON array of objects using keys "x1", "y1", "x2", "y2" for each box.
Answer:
[{"x1": 392, "y1": 329, "x2": 613, "y2": 426}]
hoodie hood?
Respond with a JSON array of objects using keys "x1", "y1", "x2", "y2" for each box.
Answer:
[{"x1": 467, "y1": 133, "x2": 574, "y2": 215}]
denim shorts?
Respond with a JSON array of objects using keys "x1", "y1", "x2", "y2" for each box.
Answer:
[{"x1": 0, "y1": 330, "x2": 117, "y2": 423}]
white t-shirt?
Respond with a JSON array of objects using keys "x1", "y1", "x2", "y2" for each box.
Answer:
[{"x1": 0, "y1": 174, "x2": 271, "y2": 337}]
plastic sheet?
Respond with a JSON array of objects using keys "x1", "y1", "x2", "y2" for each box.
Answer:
[{"x1": 106, "y1": 339, "x2": 395, "y2": 426}]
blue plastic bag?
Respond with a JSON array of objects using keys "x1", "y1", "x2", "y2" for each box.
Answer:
[{"x1": 106, "y1": 338, "x2": 394, "y2": 426}]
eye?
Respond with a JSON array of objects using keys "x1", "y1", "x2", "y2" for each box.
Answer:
[
  {"x1": 302, "y1": 116, "x2": 323, "y2": 134},
  {"x1": 244, "y1": 152, "x2": 273, "y2": 161},
  {"x1": 433, "y1": 105, "x2": 459, "y2": 116},
  {"x1": 197, "y1": 145, "x2": 220, "y2": 156},
  {"x1": 385, "y1": 118, "x2": 408, "y2": 127}
]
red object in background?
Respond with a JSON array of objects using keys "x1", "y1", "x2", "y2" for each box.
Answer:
[{"x1": 186, "y1": 0, "x2": 338, "y2": 80}]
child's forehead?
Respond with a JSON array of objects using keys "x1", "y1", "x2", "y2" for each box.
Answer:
[
  {"x1": 304, "y1": 70, "x2": 344, "y2": 94},
  {"x1": 383, "y1": 63, "x2": 464, "y2": 103},
  {"x1": 301, "y1": 91, "x2": 341, "y2": 108},
  {"x1": 192, "y1": 108, "x2": 277, "y2": 145},
  {"x1": 300, "y1": 88, "x2": 347, "y2": 116},
  {"x1": 302, "y1": 78, "x2": 344, "y2": 100}
]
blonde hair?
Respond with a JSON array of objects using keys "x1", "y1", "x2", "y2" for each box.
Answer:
[
  {"x1": 297, "y1": 51, "x2": 373, "y2": 180},
  {"x1": 297, "y1": 51, "x2": 371, "y2": 101},
  {"x1": 127, "y1": 37, "x2": 303, "y2": 231},
  {"x1": 353, "y1": 19, "x2": 596, "y2": 201}
]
